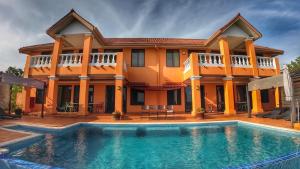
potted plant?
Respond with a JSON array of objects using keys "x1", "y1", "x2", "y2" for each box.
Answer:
[
  {"x1": 196, "y1": 107, "x2": 205, "y2": 119},
  {"x1": 14, "y1": 107, "x2": 23, "y2": 118},
  {"x1": 112, "y1": 111, "x2": 122, "y2": 120}
]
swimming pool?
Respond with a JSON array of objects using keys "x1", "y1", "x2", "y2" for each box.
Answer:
[{"x1": 1, "y1": 121, "x2": 300, "y2": 169}]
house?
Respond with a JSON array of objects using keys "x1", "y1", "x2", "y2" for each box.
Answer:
[{"x1": 19, "y1": 9, "x2": 283, "y2": 116}]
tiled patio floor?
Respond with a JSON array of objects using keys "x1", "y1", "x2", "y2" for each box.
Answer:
[{"x1": 0, "y1": 113, "x2": 295, "y2": 144}]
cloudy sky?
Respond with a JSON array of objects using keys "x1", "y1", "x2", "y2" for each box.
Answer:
[{"x1": 0, "y1": 0, "x2": 299, "y2": 71}]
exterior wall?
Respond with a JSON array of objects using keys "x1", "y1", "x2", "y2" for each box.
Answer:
[
  {"x1": 24, "y1": 45, "x2": 280, "y2": 115},
  {"x1": 0, "y1": 83, "x2": 10, "y2": 110}
]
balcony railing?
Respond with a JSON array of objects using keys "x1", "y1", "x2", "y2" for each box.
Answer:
[
  {"x1": 89, "y1": 53, "x2": 117, "y2": 66},
  {"x1": 183, "y1": 56, "x2": 191, "y2": 73},
  {"x1": 231, "y1": 55, "x2": 251, "y2": 67},
  {"x1": 257, "y1": 56, "x2": 276, "y2": 69},
  {"x1": 198, "y1": 53, "x2": 224, "y2": 66},
  {"x1": 58, "y1": 53, "x2": 82, "y2": 67},
  {"x1": 30, "y1": 55, "x2": 51, "y2": 67}
]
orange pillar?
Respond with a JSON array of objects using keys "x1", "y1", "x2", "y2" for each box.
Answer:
[
  {"x1": 190, "y1": 53, "x2": 201, "y2": 117},
  {"x1": 22, "y1": 87, "x2": 31, "y2": 113},
  {"x1": 252, "y1": 89, "x2": 263, "y2": 114},
  {"x1": 245, "y1": 39, "x2": 259, "y2": 77},
  {"x1": 219, "y1": 38, "x2": 236, "y2": 115},
  {"x1": 274, "y1": 58, "x2": 281, "y2": 108},
  {"x1": 223, "y1": 77, "x2": 236, "y2": 115},
  {"x1": 219, "y1": 37, "x2": 232, "y2": 75},
  {"x1": 115, "y1": 52, "x2": 124, "y2": 115},
  {"x1": 47, "y1": 36, "x2": 63, "y2": 114},
  {"x1": 79, "y1": 34, "x2": 93, "y2": 115}
]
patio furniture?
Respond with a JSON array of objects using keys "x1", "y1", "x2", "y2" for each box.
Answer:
[
  {"x1": 141, "y1": 105, "x2": 150, "y2": 119},
  {"x1": 158, "y1": 105, "x2": 166, "y2": 119},
  {"x1": 165, "y1": 105, "x2": 174, "y2": 119},
  {"x1": 64, "y1": 102, "x2": 75, "y2": 112},
  {"x1": 149, "y1": 105, "x2": 159, "y2": 119},
  {"x1": 0, "y1": 107, "x2": 20, "y2": 119}
]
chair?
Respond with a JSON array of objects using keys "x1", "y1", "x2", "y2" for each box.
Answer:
[
  {"x1": 166, "y1": 105, "x2": 174, "y2": 119},
  {"x1": 141, "y1": 105, "x2": 150, "y2": 118},
  {"x1": 64, "y1": 102, "x2": 74, "y2": 112},
  {"x1": 0, "y1": 107, "x2": 19, "y2": 119},
  {"x1": 149, "y1": 105, "x2": 158, "y2": 119},
  {"x1": 158, "y1": 105, "x2": 166, "y2": 119}
]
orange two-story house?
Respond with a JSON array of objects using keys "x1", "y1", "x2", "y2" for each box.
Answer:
[{"x1": 19, "y1": 10, "x2": 283, "y2": 117}]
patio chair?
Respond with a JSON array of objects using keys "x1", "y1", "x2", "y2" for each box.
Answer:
[
  {"x1": 272, "y1": 109, "x2": 290, "y2": 119},
  {"x1": 255, "y1": 108, "x2": 281, "y2": 118},
  {"x1": 149, "y1": 105, "x2": 158, "y2": 119},
  {"x1": 158, "y1": 105, "x2": 166, "y2": 119},
  {"x1": 165, "y1": 105, "x2": 174, "y2": 119},
  {"x1": 0, "y1": 107, "x2": 19, "y2": 119},
  {"x1": 141, "y1": 105, "x2": 150, "y2": 119}
]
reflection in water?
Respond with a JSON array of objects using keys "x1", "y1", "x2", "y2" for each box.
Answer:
[{"x1": 8, "y1": 124, "x2": 300, "y2": 169}]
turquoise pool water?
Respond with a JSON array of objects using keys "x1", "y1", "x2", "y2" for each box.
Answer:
[{"x1": 3, "y1": 122, "x2": 300, "y2": 169}]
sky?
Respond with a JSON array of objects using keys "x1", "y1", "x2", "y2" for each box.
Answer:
[{"x1": 0, "y1": 0, "x2": 299, "y2": 71}]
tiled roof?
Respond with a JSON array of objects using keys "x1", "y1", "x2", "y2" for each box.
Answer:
[{"x1": 104, "y1": 38, "x2": 206, "y2": 45}]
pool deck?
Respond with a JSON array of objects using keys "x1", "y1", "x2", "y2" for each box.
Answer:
[{"x1": 0, "y1": 113, "x2": 296, "y2": 144}]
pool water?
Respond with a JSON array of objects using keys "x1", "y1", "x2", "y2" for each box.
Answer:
[{"x1": 5, "y1": 123, "x2": 300, "y2": 169}]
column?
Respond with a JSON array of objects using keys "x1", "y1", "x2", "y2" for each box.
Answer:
[
  {"x1": 219, "y1": 37, "x2": 232, "y2": 75},
  {"x1": 252, "y1": 89, "x2": 263, "y2": 114},
  {"x1": 245, "y1": 38, "x2": 259, "y2": 77},
  {"x1": 190, "y1": 53, "x2": 201, "y2": 117},
  {"x1": 115, "y1": 52, "x2": 124, "y2": 115},
  {"x1": 275, "y1": 87, "x2": 281, "y2": 108},
  {"x1": 274, "y1": 58, "x2": 281, "y2": 108},
  {"x1": 46, "y1": 36, "x2": 63, "y2": 114},
  {"x1": 219, "y1": 37, "x2": 236, "y2": 115},
  {"x1": 22, "y1": 87, "x2": 31, "y2": 113},
  {"x1": 79, "y1": 34, "x2": 93, "y2": 115},
  {"x1": 223, "y1": 77, "x2": 236, "y2": 115},
  {"x1": 21, "y1": 55, "x2": 31, "y2": 112}
]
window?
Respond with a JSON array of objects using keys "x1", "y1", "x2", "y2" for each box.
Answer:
[
  {"x1": 166, "y1": 49, "x2": 180, "y2": 67},
  {"x1": 261, "y1": 89, "x2": 269, "y2": 103},
  {"x1": 167, "y1": 89, "x2": 181, "y2": 105},
  {"x1": 35, "y1": 89, "x2": 44, "y2": 104},
  {"x1": 57, "y1": 85, "x2": 72, "y2": 111},
  {"x1": 131, "y1": 49, "x2": 145, "y2": 67},
  {"x1": 131, "y1": 89, "x2": 145, "y2": 105}
]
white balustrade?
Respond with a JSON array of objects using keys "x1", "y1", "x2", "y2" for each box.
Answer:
[
  {"x1": 257, "y1": 56, "x2": 276, "y2": 69},
  {"x1": 231, "y1": 55, "x2": 251, "y2": 67},
  {"x1": 30, "y1": 55, "x2": 51, "y2": 67},
  {"x1": 183, "y1": 56, "x2": 191, "y2": 73},
  {"x1": 89, "y1": 53, "x2": 117, "y2": 66},
  {"x1": 58, "y1": 53, "x2": 82, "y2": 67},
  {"x1": 198, "y1": 53, "x2": 223, "y2": 66}
]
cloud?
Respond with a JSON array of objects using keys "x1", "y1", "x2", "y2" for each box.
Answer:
[{"x1": 0, "y1": 0, "x2": 299, "y2": 71}]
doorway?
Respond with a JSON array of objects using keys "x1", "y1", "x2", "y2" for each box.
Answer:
[
  {"x1": 185, "y1": 86, "x2": 192, "y2": 113},
  {"x1": 216, "y1": 85, "x2": 225, "y2": 112},
  {"x1": 105, "y1": 85, "x2": 115, "y2": 113}
]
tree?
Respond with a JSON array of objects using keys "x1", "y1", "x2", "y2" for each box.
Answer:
[
  {"x1": 287, "y1": 56, "x2": 300, "y2": 73},
  {"x1": 5, "y1": 67, "x2": 24, "y2": 111}
]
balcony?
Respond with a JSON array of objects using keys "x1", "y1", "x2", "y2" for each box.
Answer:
[
  {"x1": 199, "y1": 53, "x2": 224, "y2": 67},
  {"x1": 58, "y1": 53, "x2": 83, "y2": 67},
  {"x1": 89, "y1": 53, "x2": 117, "y2": 66},
  {"x1": 257, "y1": 56, "x2": 276, "y2": 69},
  {"x1": 30, "y1": 55, "x2": 51, "y2": 68},
  {"x1": 231, "y1": 55, "x2": 251, "y2": 68}
]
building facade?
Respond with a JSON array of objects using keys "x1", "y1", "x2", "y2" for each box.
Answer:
[{"x1": 19, "y1": 10, "x2": 283, "y2": 116}]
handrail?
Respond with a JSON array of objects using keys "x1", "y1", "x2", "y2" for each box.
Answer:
[
  {"x1": 257, "y1": 56, "x2": 276, "y2": 69},
  {"x1": 231, "y1": 55, "x2": 251, "y2": 67},
  {"x1": 89, "y1": 53, "x2": 117, "y2": 66},
  {"x1": 30, "y1": 55, "x2": 51, "y2": 67},
  {"x1": 198, "y1": 53, "x2": 224, "y2": 66},
  {"x1": 58, "y1": 53, "x2": 82, "y2": 67}
]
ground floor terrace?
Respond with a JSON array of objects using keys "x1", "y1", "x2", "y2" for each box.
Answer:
[{"x1": 19, "y1": 76, "x2": 281, "y2": 117}]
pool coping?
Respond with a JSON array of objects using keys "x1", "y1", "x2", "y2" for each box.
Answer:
[{"x1": 1, "y1": 120, "x2": 300, "y2": 169}]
